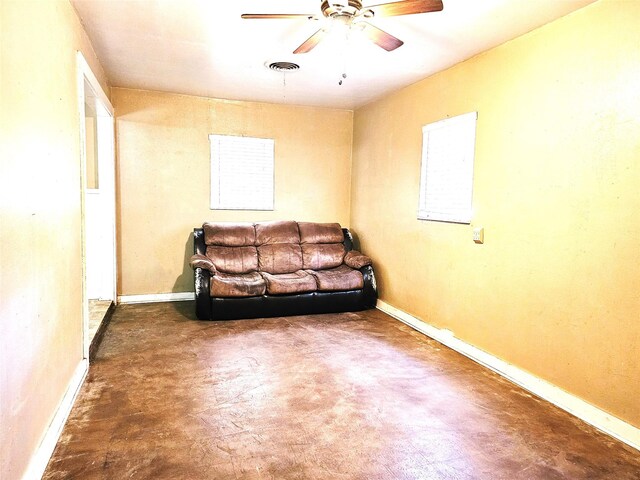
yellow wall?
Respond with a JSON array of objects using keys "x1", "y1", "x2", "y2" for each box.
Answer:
[
  {"x1": 0, "y1": 1, "x2": 109, "y2": 478},
  {"x1": 113, "y1": 88, "x2": 353, "y2": 295},
  {"x1": 351, "y1": 0, "x2": 640, "y2": 426}
]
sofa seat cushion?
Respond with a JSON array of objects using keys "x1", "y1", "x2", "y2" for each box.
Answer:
[
  {"x1": 301, "y1": 243, "x2": 345, "y2": 270},
  {"x1": 261, "y1": 270, "x2": 317, "y2": 295},
  {"x1": 307, "y1": 265, "x2": 364, "y2": 292},
  {"x1": 210, "y1": 272, "x2": 266, "y2": 298},
  {"x1": 206, "y1": 246, "x2": 258, "y2": 274}
]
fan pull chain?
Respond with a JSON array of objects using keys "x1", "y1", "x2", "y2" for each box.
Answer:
[
  {"x1": 282, "y1": 72, "x2": 286, "y2": 102},
  {"x1": 338, "y1": 26, "x2": 350, "y2": 86}
]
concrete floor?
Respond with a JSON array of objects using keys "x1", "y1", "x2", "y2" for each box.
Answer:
[
  {"x1": 89, "y1": 300, "x2": 112, "y2": 341},
  {"x1": 44, "y1": 302, "x2": 640, "y2": 479},
  {"x1": 88, "y1": 299, "x2": 114, "y2": 362}
]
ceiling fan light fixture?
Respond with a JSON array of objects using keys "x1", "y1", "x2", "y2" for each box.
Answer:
[{"x1": 331, "y1": 14, "x2": 352, "y2": 28}]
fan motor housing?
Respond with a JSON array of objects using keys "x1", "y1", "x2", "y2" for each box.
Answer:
[{"x1": 321, "y1": 0, "x2": 363, "y2": 18}]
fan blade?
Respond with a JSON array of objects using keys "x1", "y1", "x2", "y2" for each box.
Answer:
[
  {"x1": 361, "y1": 22, "x2": 403, "y2": 51},
  {"x1": 293, "y1": 29, "x2": 326, "y2": 54},
  {"x1": 366, "y1": 0, "x2": 443, "y2": 17},
  {"x1": 241, "y1": 14, "x2": 315, "y2": 19}
]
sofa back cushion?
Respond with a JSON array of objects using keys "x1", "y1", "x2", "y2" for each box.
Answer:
[
  {"x1": 206, "y1": 246, "x2": 258, "y2": 274},
  {"x1": 301, "y1": 243, "x2": 345, "y2": 270},
  {"x1": 255, "y1": 221, "x2": 300, "y2": 245},
  {"x1": 257, "y1": 244, "x2": 303, "y2": 274},
  {"x1": 253, "y1": 221, "x2": 303, "y2": 274},
  {"x1": 298, "y1": 222, "x2": 344, "y2": 244},
  {"x1": 203, "y1": 222, "x2": 256, "y2": 247},
  {"x1": 202, "y1": 220, "x2": 348, "y2": 274},
  {"x1": 203, "y1": 222, "x2": 258, "y2": 274}
]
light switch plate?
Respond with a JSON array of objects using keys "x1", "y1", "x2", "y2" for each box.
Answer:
[{"x1": 473, "y1": 227, "x2": 484, "y2": 244}]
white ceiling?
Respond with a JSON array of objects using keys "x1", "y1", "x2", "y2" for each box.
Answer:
[{"x1": 71, "y1": 0, "x2": 597, "y2": 109}]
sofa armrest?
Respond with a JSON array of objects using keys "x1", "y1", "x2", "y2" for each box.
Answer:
[
  {"x1": 193, "y1": 266, "x2": 212, "y2": 320},
  {"x1": 190, "y1": 254, "x2": 217, "y2": 274},
  {"x1": 360, "y1": 264, "x2": 377, "y2": 309},
  {"x1": 344, "y1": 250, "x2": 372, "y2": 269}
]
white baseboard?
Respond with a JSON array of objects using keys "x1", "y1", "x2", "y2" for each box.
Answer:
[
  {"x1": 376, "y1": 300, "x2": 640, "y2": 452},
  {"x1": 22, "y1": 359, "x2": 89, "y2": 480},
  {"x1": 118, "y1": 292, "x2": 194, "y2": 304}
]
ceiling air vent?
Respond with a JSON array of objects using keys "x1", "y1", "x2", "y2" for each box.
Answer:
[{"x1": 268, "y1": 61, "x2": 300, "y2": 72}]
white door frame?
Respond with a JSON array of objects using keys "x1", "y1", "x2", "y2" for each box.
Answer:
[{"x1": 76, "y1": 52, "x2": 116, "y2": 360}]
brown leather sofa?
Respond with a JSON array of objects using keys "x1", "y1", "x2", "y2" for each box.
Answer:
[{"x1": 190, "y1": 220, "x2": 377, "y2": 320}]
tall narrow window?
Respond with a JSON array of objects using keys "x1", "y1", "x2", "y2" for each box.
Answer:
[
  {"x1": 209, "y1": 134, "x2": 275, "y2": 210},
  {"x1": 418, "y1": 112, "x2": 477, "y2": 224}
]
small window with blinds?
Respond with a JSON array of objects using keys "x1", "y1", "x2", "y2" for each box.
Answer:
[
  {"x1": 418, "y1": 112, "x2": 477, "y2": 224},
  {"x1": 209, "y1": 134, "x2": 275, "y2": 211}
]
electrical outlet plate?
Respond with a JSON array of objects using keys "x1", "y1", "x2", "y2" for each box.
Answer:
[{"x1": 473, "y1": 227, "x2": 484, "y2": 244}]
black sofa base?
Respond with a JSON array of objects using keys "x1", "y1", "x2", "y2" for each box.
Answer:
[{"x1": 205, "y1": 289, "x2": 374, "y2": 321}]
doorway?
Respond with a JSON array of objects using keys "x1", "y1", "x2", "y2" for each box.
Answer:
[{"x1": 77, "y1": 53, "x2": 116, "y2": 360}]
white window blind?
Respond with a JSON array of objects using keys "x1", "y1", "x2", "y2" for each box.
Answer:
[
  {"x1": 209, "y1": 134, "x2": 274, "y2": 211},
  {"x1": 418, "y1": 112, "x2": 477, "y2": 224}
]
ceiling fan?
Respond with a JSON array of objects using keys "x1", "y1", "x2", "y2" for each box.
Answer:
[{"x1": 241, "y1": 0, "x2": 444, "y2": 54}]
